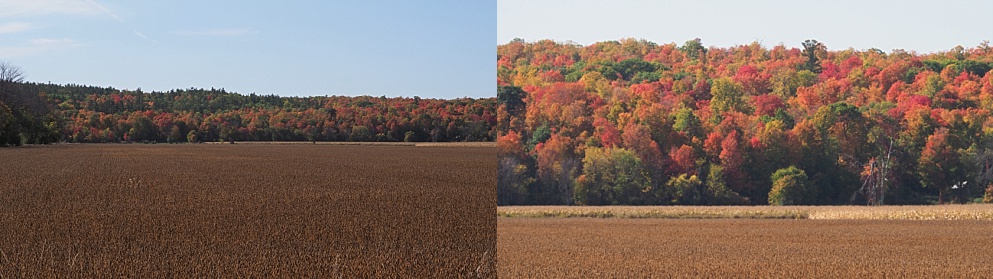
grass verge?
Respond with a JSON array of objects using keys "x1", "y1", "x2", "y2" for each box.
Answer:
[{"x1": 497, "y1": 204, "x2": 993, "y2": 220}]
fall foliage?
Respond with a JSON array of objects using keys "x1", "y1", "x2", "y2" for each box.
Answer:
[
  {"x1": 6, "y1": 83, "x2": 497, "y2": 144},
  {"x1": 497, "y1": 38, "x2": 993, "y2": 205}
]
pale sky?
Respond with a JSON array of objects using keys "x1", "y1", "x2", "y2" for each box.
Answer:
[
  {"x1": 498, "y1": 0, "x2": 993, "y2": 53},
  {"x1": 0, "y1": 0, "x2": 495, "y2": 98}
]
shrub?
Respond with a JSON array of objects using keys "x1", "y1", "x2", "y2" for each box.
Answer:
[
  {"x1": 768, "y1": 166, "x2": 810, "y2": 205},
  {"x1": 705, "y1": 165, "x2": 747, "y2": 205},
  {"x1": 667, "y1": 174, "x2": 702, "y2": 205},
  {"x1": 574, "y1": 147, "x2": 652, "y2": 205}
]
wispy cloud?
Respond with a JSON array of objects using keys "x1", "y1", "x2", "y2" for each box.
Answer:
[
  {"x1": 171, "y1": 28, "x2": 256, "y2": 37},
  {"x1": 133, "y1": 30, "x2": 158, "y2": 44},
  {"x1": 0, "y1": 37, "x2": 81, "y2": 57},
  {"x1": 0, "y1": 0, "x2": 102, "y2": 17},
  {"x1": 84, "y1": 0, "x2": 123, "y2": 22},
  {"x1": 0, "y1": 22, "x2": 31, "y2": 34},
  {"x1": 0, "y1": 0, "x2": 123, "y2": 22},
  {"x1": 30, "y1": 38, "x2": 79, "y2": 46}
]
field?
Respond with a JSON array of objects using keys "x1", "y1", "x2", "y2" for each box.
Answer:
[
  {"x1": 205, "y1": 141, "x2": 497, "y2": 148},
  {"x1": 498, "y1": 206, "x2": 993, "y2": 277},
  {"x1": 0, "y1": 144, "x2": 496, "y2": 278}
]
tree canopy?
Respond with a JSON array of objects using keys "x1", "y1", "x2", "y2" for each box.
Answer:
[
  {"x1": 497, "y1": 38, "x2": 993, "y2": 205},
  {"x1": 0, "y1": 62, "x2": 498, "y2": 146}
]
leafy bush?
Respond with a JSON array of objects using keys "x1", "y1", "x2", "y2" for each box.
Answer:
[
  {"x1": 768, "y1": 166, "x2": 810, "y2": 205},
  {"x1": 574, "y1": 147, "x2": 652, "y2": 205},
  {"x1": 705, "y1": 165, "x2": 747, "y2": 205},
  {"x1": 667, "y1": 174, "x2": 703, "y2": 204}
]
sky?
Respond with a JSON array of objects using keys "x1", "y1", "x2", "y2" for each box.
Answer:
[
  {"x1": 499, "y1": 0, "x2": 993, "y2": 53},
  {"x1": 0, "y1": 0, "x2": 495, "y2": 99}
]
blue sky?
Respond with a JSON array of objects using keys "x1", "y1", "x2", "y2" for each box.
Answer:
[
  {"x1": 0, "y1": 0, "x2": 495, "y2": 98},
  {"x1": 499, "y1": 0, "x2": 993, "y2": 53}
]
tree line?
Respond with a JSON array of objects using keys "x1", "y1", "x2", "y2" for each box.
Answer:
[
  {"x1": 0, "y1": 62, "x2": 497, "y2": 146},
  {"x1": 497, "y1": 38, "x2": 993, "y2": 205}
]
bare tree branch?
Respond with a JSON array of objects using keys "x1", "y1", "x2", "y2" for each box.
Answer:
[{"x1": 0, "y1": 61, "x2": 25, "y2": 84}]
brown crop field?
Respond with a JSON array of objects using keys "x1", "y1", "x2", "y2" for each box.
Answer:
[
  {"x1": 499, "y1": 217, "x2": 993, "y2": 278},
  {"x1": 0, "y1": 144, "x2": 496, "y2": 278}
]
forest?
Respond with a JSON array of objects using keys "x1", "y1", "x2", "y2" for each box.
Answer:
[
  {"x1": 496, "y1": 38, "x2": 993, "y2": 205},
  {"x1": 0, "y1": 62, "x2": 497, "y2": 146}
]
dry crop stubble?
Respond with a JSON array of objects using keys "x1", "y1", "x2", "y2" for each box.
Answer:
[
  {"x1": 498, "y1": 204, "x2": 993, "y2": 220},
  {"x1": 498, "y1": 217, "x2": 993, "y2": 278},
  {"x1": 0, "y1": 144, "x2": 496, "y2": 278}
]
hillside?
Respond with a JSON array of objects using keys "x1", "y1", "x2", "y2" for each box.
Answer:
[{"x1": 496, "y1": 38, "x2": 993, "y2": 205}]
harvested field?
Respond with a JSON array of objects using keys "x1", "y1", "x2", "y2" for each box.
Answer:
[
  {"x1": 205, "y1": 141, "x2": 496, "y2": 148},
  {"x1": 0, "y1": 144, "x2": 496, "y2": 278},
  {"x1": 498, "y1": 204, "x2": 993, "y2": 220},
  {"x1": 498, "y1": 218, "x2": 993, "y2": 278}
]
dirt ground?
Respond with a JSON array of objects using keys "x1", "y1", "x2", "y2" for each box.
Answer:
[
  {"x1": 498, "y1": 217, "x2": 993, "y2": 278},
  {"x1": 0, "y1": 144, "x2": 496, "y2": 278}
]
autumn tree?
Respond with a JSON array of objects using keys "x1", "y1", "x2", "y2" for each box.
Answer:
[
  {"x1": 710, "y1": 78, "x2": 750, "y2": 123},
  {"x1": 495, "y1": 39, "x2": 993, "y2": 205},
  {"x1": 535, "y1": 134, "x2": 579, "y2": 204},
  {"x1": 770, "y1": 68, "x2": 817, "y2": 98},
  {"x1": 917, "y1": 128, "x2": 967, "y2": 203},
  {"x1": 621, "y1": 122, "x2": 666, "y2": 181}
]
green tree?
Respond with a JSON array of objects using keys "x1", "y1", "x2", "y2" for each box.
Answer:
[
  {"x1": 770, "y1": 69, "x2": 817, "y2": 98},
  {"x1": 614, "y1": 58, "x2": 661, "y2": 81},
  {"x1": 349, "y1": 125, "x2": 373, "y2": 142},
  {"x1": 574, "y1": 147, "x2": 653, "y2": 205},
  {"x1": 710, "y1": 78, "x2": 750, "y2": 122},
  {"x1": 705, "y1": 165, "x2": 747, "y2": 205},
  {"x1": 667, "y1": 174, "x2": 703, "y2": 205},
  {"x1": 673, "y1": 107, "x2": 703, "y2": 139},
  {"x1": 498, "y1": 157, "x2": 534, "y2": 205},
  {"x1": 498, "y1": 85, "x2": 527, "y2": 116},
  {"x1": 186, "y1": 130, "x2": 198, "y2": 143},
  {"x1": 0, "y1": 61, "x2": 61, "y2": 146},
  {"x1": 129, "y1": 116, "x2": 158, "y2": 142},
  {"x1": 167, "y1": 126, "x2": 184, "y2": 143},
  {"x1": 801, "y1": 39, "x2": 824, "y2": 73},
  {"x1": 527, "y1": 122, "x2": 551, "y2": 151},
  {"x1": 769, "y1": 166, "x2": 811, "y2": 205},
  {"x1": 679, "y1": 38, "x2": 707, "y2": 61}
]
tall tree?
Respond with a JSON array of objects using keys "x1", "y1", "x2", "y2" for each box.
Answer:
[{"x1": 801, "y1": 39, "x2": 825, "y2": 73}]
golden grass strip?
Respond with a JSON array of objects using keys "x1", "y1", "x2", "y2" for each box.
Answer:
[{"x1": 498, "y1": 204, "x2": 993, "y2": 220}]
